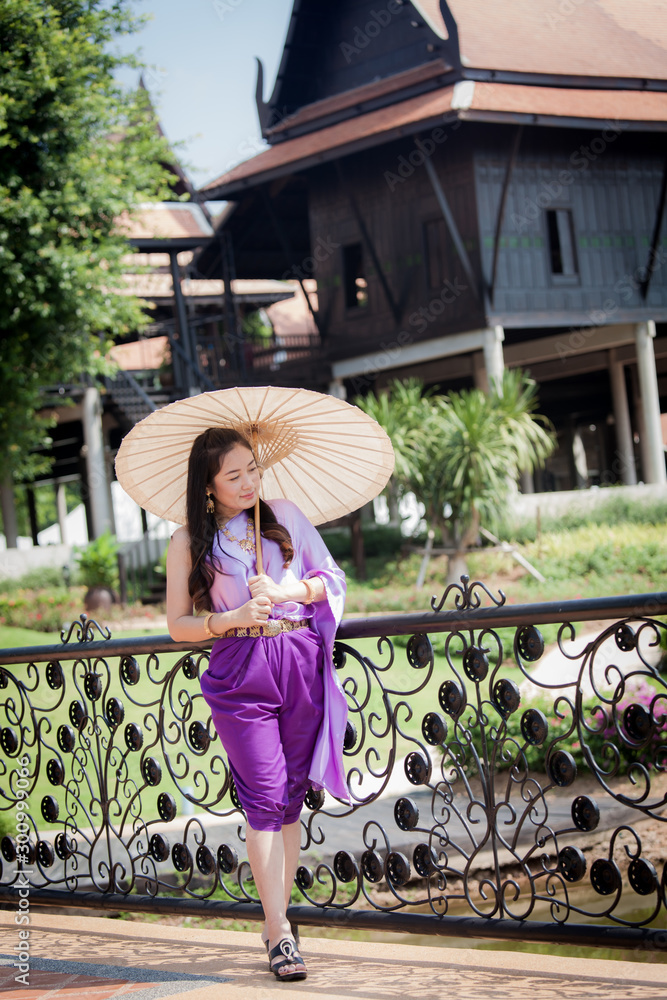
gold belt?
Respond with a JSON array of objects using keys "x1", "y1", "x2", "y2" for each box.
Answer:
[{"x1": 223, "y1": 619, "x2": 309, "y2": 638}]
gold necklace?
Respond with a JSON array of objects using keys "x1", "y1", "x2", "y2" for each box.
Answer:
[{"x1": 218, "y1": 516, "x2": 256, "y2": 554}]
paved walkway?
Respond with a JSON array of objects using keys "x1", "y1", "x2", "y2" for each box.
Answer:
[{"x1": 2, "y1": 911, "x2": 667, "y2": 1000}]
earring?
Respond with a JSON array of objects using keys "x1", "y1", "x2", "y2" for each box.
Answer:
[{"x1": 205, "y1": 492, "x2": 215, "y2": 514}]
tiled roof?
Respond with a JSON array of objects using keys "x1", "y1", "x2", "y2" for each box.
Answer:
[
  {"x1": 412, "y1": 0, "x2": 667, "y2": 79},
  {"x1": 116, "y1": 203, "x2": 213, "y2": 241},
  {"x1": 202, "y1": 81, "x2": 667, "y2": 199},
  {"x1": 267, "y1": 60, "x2": 450, "y2": 137},
  {"x1": 465, "y1": 81, "x2": 667, "y2": 122},
  {"x1": 266, "y1": 280, "x2": 318, "y2": 336},
  {"x1": 201, "y1": 86, "x2": 457, "y2": 196},
  {"x1": 109, "y1": 336, "x2": 169, "y2": 372}
]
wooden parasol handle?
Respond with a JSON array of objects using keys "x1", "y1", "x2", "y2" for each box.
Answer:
[
  {"x1": 254, "y1": 495, "x2": 263, "y2": 574},
  {"x1": 252, "y1": 426, "x2": 263, "y2": 574}
]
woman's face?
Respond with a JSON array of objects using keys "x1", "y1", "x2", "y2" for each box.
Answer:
[{"x1": 208, "y1": 444, "x2": 260, "y2": 520}]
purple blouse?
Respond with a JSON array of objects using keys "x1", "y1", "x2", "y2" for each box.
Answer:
[{"x1": 207, "y1": 498, "x2": 349, "y2": 803}]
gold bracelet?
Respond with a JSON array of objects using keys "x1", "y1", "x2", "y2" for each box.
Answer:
[
  {"x1": 203, "y1": 612, "x2": 220, "y2": 638},
  {"x1": 301, "y1": 577, "x2": 318, "y2": 603}
]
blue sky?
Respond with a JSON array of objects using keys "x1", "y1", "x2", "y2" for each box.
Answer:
[{"x1": 115, "y1": 0, "x2": 294, "y2": 189}]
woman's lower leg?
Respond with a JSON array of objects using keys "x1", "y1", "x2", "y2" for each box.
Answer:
[
  {"x1": 245, "y1": 825, "x2": 291, "y2": 945},
  {"x1": 255, "y1": 820, "x2": 302, "y2": 943},
  {"x1": 246, "y1": 823, "x2": 305, "y2": 978},
  {"x1": 282, "y1": 820, "x2": 302, "y2": 913}
]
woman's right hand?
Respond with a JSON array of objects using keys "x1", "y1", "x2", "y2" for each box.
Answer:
[{"x1": 223, "y1": 594, "x2": 273, "y2": 630}]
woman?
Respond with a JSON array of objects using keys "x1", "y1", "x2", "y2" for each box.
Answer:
[{"x1": 167, "y1": 427, "x2": 348, "y2": 983}]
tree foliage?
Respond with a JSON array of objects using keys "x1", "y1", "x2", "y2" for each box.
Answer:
[
  {"x1": 353, "y1": 378, "x2": 431, "y2": 487},
  {"x1": 356, "y1": 370, "x2": 557, "y2": 550},
  {"x1": 0, "y1": 0, "x2": 173, "y2": 481}
]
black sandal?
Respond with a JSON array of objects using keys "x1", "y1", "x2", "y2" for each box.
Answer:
[
  {"x1": 263, "y1": 924, "x2": 300, "y2": 955},
  {"x1": 268, "y1": 937, "x2": 307, "y2": 982}
]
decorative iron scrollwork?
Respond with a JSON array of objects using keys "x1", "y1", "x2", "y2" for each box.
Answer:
[
  {"x1": 431, "y1": 574, "x2": 506, "y2": 613},
  {"x1": 334, "y1": 850, "x2": 358, "y2": 882},
  {"x1": 157, "y1": 792, "x2": 177, "y2": 823},
  {"x1": 571, "y1": 795, "x2": 600, "y2": 831},
  {"x1": 422, "y1": 711, "x2": 447, "y2": 746},
  {"x1": 394, "y1": 797, "x2": 419, "y2": 831},
  {"x1": 0, "y1": 580, "x2": 665, "y2": 942},
  {"x1": 520, "y1": 707, "x2": 548, "y2": 745},
  {"x1": 628, "y1": 857, "x2": 658, "y2": 895},
  {"x1": 558, "y1": 845, "x2": 587, "y2": 882},
  {"x1": 463, "y1": 645, "x2": 489, "y2": 682},
  {"x1": 60, "y1": 614, "x2": 111, "y2": 644},
  {"x1": 386, "y1": 851, "x2": 410, "y2": 886},
  {"x1": 406, "y1": 633, "x2": 433, "y2": 669},
  {"x1": 304, "y1": 788, "x2": 325, "y2": 811},
  {"x1": 547, "y1": 748, "x2": 577, "y2": 786},
  {"x1": 590, "y1": 857, "x2": 622, "y2": 896},
  {"x1": 515, "y1": 625, "x2": 545, "y2": 662},
  {"x1": 492, "y1": 677, "x2": 521, "y2": 717},
  {"x1": 404, "y1": 751, "x2": 431, "y2": 785},
  {"x1": 439, "y1": 679, "x2": 465, "y2": 719},
  {"x1": 150, "y1": 833, "x2": 170, "y2": 863},
  {"x1": 361, "y1": 849, "x2": 384, "y2": 883}
]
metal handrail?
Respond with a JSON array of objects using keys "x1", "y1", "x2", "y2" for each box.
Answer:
[{"x1": 1, "y1": 579, "x2": 666, "y2": 949}]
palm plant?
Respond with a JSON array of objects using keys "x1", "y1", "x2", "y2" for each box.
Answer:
[
  {"x1": 355, "y1": 379, "x2": 431, "y2": 523},
  {"x1": 358, "y1": 371, "x2": 556, "y2": 581}
]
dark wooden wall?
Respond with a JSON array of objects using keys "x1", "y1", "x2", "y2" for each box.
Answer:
[
  {"x1": 476, "y1": 126, "x2": 667, "y2": 327},
  {"x1": 307, "y1": 123, "x2": 484, "y2": 361},
  {"x1": 298, "y1": 123, "x2": 667, "y2": 365}
]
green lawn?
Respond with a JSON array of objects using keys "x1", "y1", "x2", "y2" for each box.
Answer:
[
  {"x1": 341, "y1": 520, "x2": 667, "y2": 614},
  {"x1": 2, "y1": 513, "x2": 665, "y2": 836}
]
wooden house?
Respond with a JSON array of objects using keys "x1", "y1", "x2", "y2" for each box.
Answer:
[{"x1": 198, "y1": 0, "x2": 667, "y2": 491}]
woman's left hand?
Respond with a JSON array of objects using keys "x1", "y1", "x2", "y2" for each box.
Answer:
[{"x1": 248, "y1": 574, "x2": 288, "y2": 605}]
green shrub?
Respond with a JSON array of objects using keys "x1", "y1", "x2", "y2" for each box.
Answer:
[
  {"x1": 320, "y1": 524, "x2": 404, "y2": 560},
  {"x1": 0, "y1": 566, "x2": 68, "y2": 594},
  {"x1": 0, "y1": 587, "x2": 86, "y2": 633},
  {"x1": 498, "y1": 495, "x2": 667, "y2": 543},
  {"x1": 0, "y1": 810, "x2": 15, "y2": 838},
  {"x1": 74, "y1": 531, "x2": 119, "y2": 590}
]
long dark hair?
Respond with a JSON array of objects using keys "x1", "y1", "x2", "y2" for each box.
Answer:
[{"x1": 186, "y1": 427, "x2": 294, "y2": 612}]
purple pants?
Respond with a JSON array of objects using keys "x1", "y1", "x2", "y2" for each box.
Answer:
[{"x1": 200, "y1": 627, "x2": 325, "y2": 832}]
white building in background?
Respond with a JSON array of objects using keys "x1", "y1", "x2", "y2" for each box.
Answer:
[{"x1": 0, "y1": 483, "x2": 176, "y2": 581}]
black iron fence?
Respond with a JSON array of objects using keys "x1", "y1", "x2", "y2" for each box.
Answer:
[{"x1": 1, "y1": 578, "x2": 666, "y2": 951}]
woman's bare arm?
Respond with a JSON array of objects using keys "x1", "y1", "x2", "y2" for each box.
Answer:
[
  {"x1": 248, "y1": 573, "x2": 326, "y2": 604},
  {"x1": 166, "y1": 527, "x2": 273, "y2": 641}
]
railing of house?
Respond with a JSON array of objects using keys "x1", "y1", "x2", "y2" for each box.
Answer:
[
  {"x1": 249, "y1": 333, "x2": 321, "y2": 372},
  {"x1": 1, "y1": 578, "x2": 666, "y2": 950}
]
